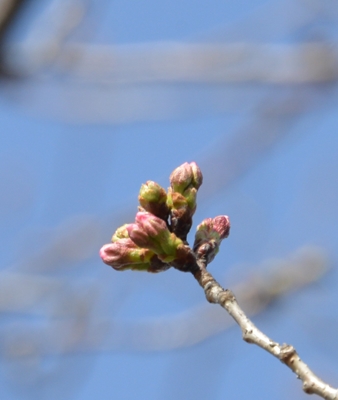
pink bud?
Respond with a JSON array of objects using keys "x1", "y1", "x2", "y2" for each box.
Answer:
[
  {"x1": 127, "y1": 221, "x2": 164, "y2": 255},
  {"x1": 190, "y1": 162, "x2": 203, "y2": 189},
  {"x1": 169, "y1": 162, "x2": 203, "y2": 193},
  {"x1": 193, "y1": 215, "x2": 230, "y2": 261},
  {"x1": 212, "y1": 215, "x2": 230, "y2": 239},
  {"x1": 99, "y1": 239, "x2": 135, "y2": 266},
  {"x1": 135, "y1": 211, "x2": 168, "y2": 238},
  {"x1": 100, "y1": 238, "x2": 154, "y2": 269},
  {"x1": 169, "y1": 162, "x2": 193, "y2": 193},
  {"x1": 127, "y1": 222, "x2": 151, "y2": 247}
]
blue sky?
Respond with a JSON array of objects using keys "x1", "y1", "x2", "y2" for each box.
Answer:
[{"x1": 1, "y1": 1, "x2": 338, "y2": 399}]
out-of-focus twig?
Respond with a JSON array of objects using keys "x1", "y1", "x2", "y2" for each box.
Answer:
[
  {"x1": 0, "y1": 0, "x2": 29, "y2": 76},
  {"x1": 0, "y1": 0, "x2": 26, "y2": 38},
  {"x1": 5, "y1": 0, "x2": 87, "y2": 74}
]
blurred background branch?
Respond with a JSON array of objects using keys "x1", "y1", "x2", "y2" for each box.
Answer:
[{"x1": 0, "y1": 246, "x2": 329, "y2": 357}]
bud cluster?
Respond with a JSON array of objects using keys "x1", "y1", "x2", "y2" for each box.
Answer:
[{"x1": 99, "y1": 162, "x2": 230, "y2": 273}]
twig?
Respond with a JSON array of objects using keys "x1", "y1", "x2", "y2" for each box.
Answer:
[{"x1": 192, "y1": 261, "x2": 338, "y2": 400}]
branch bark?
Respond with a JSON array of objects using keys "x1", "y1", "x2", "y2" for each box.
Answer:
[{"x1": 192, "y1": 263, "x2": 338, "y2": 400}]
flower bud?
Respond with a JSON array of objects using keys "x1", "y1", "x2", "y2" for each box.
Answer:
[
  {"x1": 190, "y1": 162, "x2": 203, "y2": 190},
  {"x1": 169, "y1": 162, "x2": 203, "y2": 194},
  {"x1": 193, "y1": 215, "x2": 230, "y2": 264},
  {"x1": 100, "y1": 238, "x2": 154, "y2": 269},
  {"x1": 194, "y1": 215, "x2": 230, "y2": 244},
  {"x1": 112, "y1": 224, "x2": 131, "y2": 242},
  {"x1": 167, "y1": 188, "x2": 195, "y2": 241},
  {"x1": 182, "y1": 187, "x2": 197, "y2": 211},
  {"x1": 168, "y1": 162, "x2": 202, "y2": 240},
  {"x1": 127, "y1": 223, "x2": 164, "y2": 255},
  {"x1": 194, "y1": 217, "x2": 213, "y2": 242},
  {"x1": 138, "y1": 181, "x2": 170, "y2": 220},
  {"x1": 128, "y1": 212, "x2": 185, "y2": 263},
  {"x1": 169, "y1": 162, "x2": 193, "y2": 193},
  {"x1": 135, "y1": 211, "x2": 169, "y2": 242},
  {"x1": 212, "y1": 215, "x2": 230, "y2": 239}
]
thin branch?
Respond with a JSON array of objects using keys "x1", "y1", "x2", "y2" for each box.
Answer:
[{"x1": 192, "y1": 263, "x2": 338, "y2": 400}]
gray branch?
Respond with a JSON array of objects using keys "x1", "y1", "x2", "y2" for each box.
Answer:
[{"x1": 192, "y1": 261, "x2": 338, "y2": 399}]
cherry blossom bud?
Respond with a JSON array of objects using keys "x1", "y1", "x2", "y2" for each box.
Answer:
[
  {"x1": 193, "y1": 215, "x2": 230, "y2": 264},
  {"x1": 169, "y1": 162, "x2": 193, "y2": 193},
  {"x1": 167, "y1": 162, "x2": 203, "y2": 240},
  {"x1": 126, "y1": 223, "x2": 164, "y2": 255},
  {"x1": 112, "y1": 224, "x2": 131, "y2": 242},
  {"x1": 138, "y1": 181, "x2": 169, "y2": 220},
  {"x1": 99, "y1": 238, "x2": 154, "y2": 269},
  {"x1": 190, "y1": 162, "x2": 203, "y2": 190},
  {"x1": 194, "y1": 216, "x2": 230, "y2": 244},
  {"x1": 135, "y1": 211, "x2": 168, "y2": 238},
  {"x1": 167, "y1": 188, "x2": 195, "y2": 241},
  {"x1": 128, "y1": 212, "x2": 185, "y2": 263},
  {"x1": 212, "y1": 215, "x2": 230, "y2": 239},
  {"x1": 169, "y1": 162, "x2": 203, "y2": 194},
  {"x1": 183, "y1": 187, "x2": 197, "y2": 211}
]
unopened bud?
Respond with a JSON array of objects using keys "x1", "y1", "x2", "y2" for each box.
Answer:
[
  {"x1": 183, "y1": 187, "x2": 197, "y2": 211},
  {"x1": 167, "y1": 188, "x2": 195, "y2": 241},
  {"x1": 194, "y1": 215, "x2": 230, "y2": 244},
  {"x1": 169, "y1": 162, "x2": 203, "y2": 193},
  {"x1": 193, "y1": 215, "x2": 230, "y2": 264},
  {"x1": 138, "y1": 181, "x2": 169, "y2": 220},
  {"x1": 100, "y1": 238, "x2": 172, "y2": 272},
  {"x1": 128, "y1": 212, "x2": 185, "y2": 263},
  {"x1": 190, "y1": 162, "x2": 203, "y2": 190},
  {"x1": 100, "y1": 238, "x2": 154, "y2": 269},
  {"x1": 212, "y1": 215, "x2": 230, "y2": 239},
  {"x1": 112, "y1": 224, "x2": 131, "y2": 242},
  {"x1": 168, "y1": 162, "x2": 202, "y2": 240},
  {"x1": 135, "y1": 211, "x2": 168, "y2": 239},
  {"x1": 170, "y1": 162, "x2": 193, "y2": 193},
  {"x1": 127, "y1": 223, "x2": 164, "y2": 255}
]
